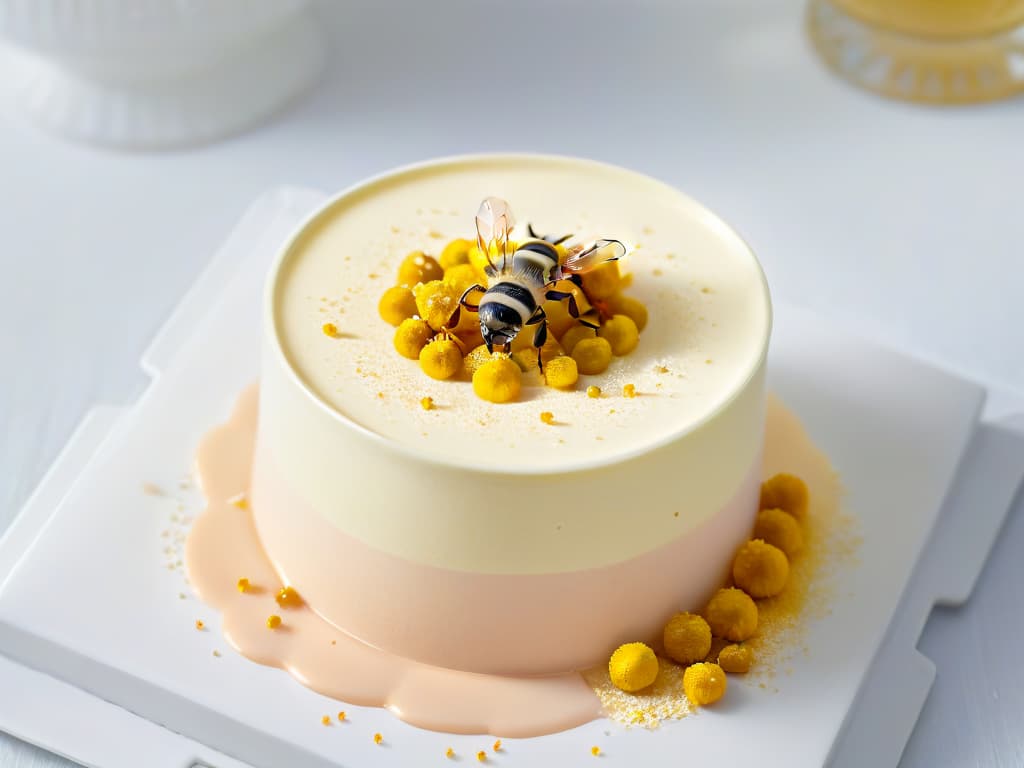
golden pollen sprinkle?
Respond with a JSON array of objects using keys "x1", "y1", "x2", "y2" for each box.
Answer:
[
  {"x1": 321, "y1": 715, "x2": 330, "y2": 726},
  {"x1": 420, "y1": 396, "x2": 434, "y2": 411},
  {"x1": 337, "y1": 711, "x2": 346, "y2": 721},
  {"x1": 623, "y1": 383, "x2": 637, "y2": 398},
  {"x1": 374, "y1": 732, "x2": 383, "y2": 745},
  {"x1": 321, "y1": 322, "x2": 338, "y2": 337},
  {"x1": 194, "y1": 620, "x2": 204, "y2": 630},
  {"x1": 446, "y1": 747, "x2": 455, "y2": 758},
  {"x1": 587, "y1": 385, "x2": 601, "y2": 398},
  {"x1": 477, "y1": 751, "x2": 487, "y2": 762},
  {"x1": 266, "y1": 614, "x2": 282, "y2": 629},
  {"x1": 540, "y1": 411, "x2": 555, "y2": 425},
  {"x1": 276, "y1": 586, "x2": 303, "y2": 608},
  {"x1": 591, "y1": 746, "x2": 601, "y2": 756},
  {"x1": 493, "y1": 739, "x2": 502, "y2": 751},
  {"x1": 236, "y1": 577, "x2": 250, "y2": 593},
  {"x1": 228, "y1": 493, "x2": 248, "y2": 509}
]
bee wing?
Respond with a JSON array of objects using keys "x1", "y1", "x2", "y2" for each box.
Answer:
[
  {"x1": 476, "y1": 197, "x2": 516, "y2": 271},
  {"x1": 561, "y1": 238, "x2": 626, "y2": 274}
]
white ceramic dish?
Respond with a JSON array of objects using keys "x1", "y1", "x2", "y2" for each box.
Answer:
[
  {"x1": 0, "y1": 188, "x2": 1020, "y2": 768},
  {"x1": 0, "y1": 0, "x2": 324, "y2": 148}
]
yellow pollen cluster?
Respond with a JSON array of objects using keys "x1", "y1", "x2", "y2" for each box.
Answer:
[
  {"x1": 733, "y1": 539, "x2": 790, "y2": 598},
  {"x1": 623, "y1": 383, "x2": 637, "y2": 398},
  {"x1": 376, "y1": 232, "x2": 649, "y2": 403},
  {"x1": 236, "y1": 577, "x2": 250, "y2": 593},
  {"x1": 321, "y1": 322, "x2": 338, "y2": 337},
  {"x1": 662, "y1": 612, "x2": 712, "y2": 665},
  {"x1": 321, "y1": 715, "x2": 330, "y2": 726},
  {"x1": 683, "y1": 662, "x2": 727, "y2": 706},
  {"x1": 337, "y1": 711, "x2": 346, "y2": 721},
  {"x1": 266, "y1": 614, "x2": 282, "y2": 629},
  {"x1": 194, "y1": 620, "x2": 204, "y2": 630},
  {"x1": 477, "y1": 750, "x2": 487, "y2": 762},
  {"x1": 420, "y1": 396, "x2": 434, "y2": 411},
  {"x1": 374, "y1": 732, "x2": 383, "y2": 745},
  {"x1": 493, "y1": 739, "x2": 502, "y2": 751},
  {"x1": 540, "y1": 411, "x2": 555, "y2": 425},
  {"x1": 718, "y1": 644, "x2": 754, "y2": 674},
  {"x1": 591, "y1": 745, "x2": 601, "y2": 756},
  {"x1": 446, "y1": 747, "x2": 455, "y2": 759},
  {"x1": 587, "y1": 385, "x2": 601, "y2": 398},
  {"x1": 705, "y1": 587, "x2": 758, "y2": 641},
  {"x1": 608, "y1": 642, "x2": 659, "y2": 692},
  {"x1": 275, "y1": 586, "x2": 303, "y2": 608}
]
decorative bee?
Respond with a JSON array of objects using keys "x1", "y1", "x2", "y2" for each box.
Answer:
[{"x1": 450, "y1": 197, "x2": 627, "y2": 366}]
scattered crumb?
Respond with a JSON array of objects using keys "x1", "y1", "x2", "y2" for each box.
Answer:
[
  {"x1": 592, "y1": 745, "x2": 601, "y2": 756},
  {"x1": 701, "y1": 286, "x2": 712, "y2": 294},
  {"x1": 655, "y1": 365, "x2": 669, "y2": 374},
  {"x1": 266, "y1": 615, "x2": 282, "y2": 629},
  {"x1": 420, "y1": 396, "x2": 434, "y2": 411},
  {"x1": 178, "y1": 592, "x2": 186, "y2": 600},
  {"x1": 368, "y1": 273, "x2": 380, "y2": 279},
  {"x1": 337, "y1": 711, "x2": 346, "y2": 722},
  {"x1": 652, "y1": 268, "x2": 663, "y2": 276},
  {"x1": 142, "y1": 483, "x2": 165, "y2": 496},
  {"x1": 477, "y1": 751, "x2": 487, "y2": 762},
  {"x1": 493, "y1": 739, "x2": 502, "y2": 752},
  {"x1": 212, "y1": 650, "x2": 221, "y2": 657},
  {"x1": 587, "y1": 385, "x2": 601, "y2": 398},
  {"x1": 623, "y1": 384, "x2": 637, "y2": 398},
  {"x1": 374, "y1": 733, "x2": 383, "y2": 745},
  {"x1": 228, "y1": 493, "x2": 248, "y2": 510},
  {"x1": 322, "y1": 322, "x2": 339, "y2": 337},
  {"x1": 194, "y1": 620, "x2": 205, "y2": 631},
  {"x1": 237, "y1": 578, "x2": 250, "y2": 593},
  {"x1": 540, "y1": 411, "x2": 555, "y2": 425},
  {"x1": 446, "y1": 746, "x2": 455, "y2": 758}
]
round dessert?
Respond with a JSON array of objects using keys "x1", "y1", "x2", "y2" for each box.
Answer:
[{"x1": 252, "y1": 154, "x2": 771, "y2": 676}]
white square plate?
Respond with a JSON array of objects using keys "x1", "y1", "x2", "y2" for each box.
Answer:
[{"x1": 0, "y1": 189, "x2": 1020, "y2": 768}]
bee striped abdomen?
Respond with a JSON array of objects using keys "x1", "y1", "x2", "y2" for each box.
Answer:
[
  {"x1": 480, "y1": 281, "x2": 537, "y2": 326},
  {"x1": 513, "y1": 241, "x2": 560, "y2": 283}
]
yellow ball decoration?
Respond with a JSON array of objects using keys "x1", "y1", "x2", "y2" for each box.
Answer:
[
  {"x1": 397, "y1": 250, "x2": 443, "y2": 287},
  {"x1": 419, "y1": 339, "x2": 463, "y2": 380},
  {"x1": 439, "y1": 238, "x2": 474, "y2": 270},
  {"x1": 413, "y1": 280, "x2": 461, "y2": 331},
  {"x1": 753, "y1": 508, "x2": 804, "y2": 557},
  {"x1": 572, "y1": 336, "x2": 613, "y2": 375},
  {"x1": 378, "y1": 285, "x2": 417, "y2": 327},
  {"x1": 598, "y1": 314, "x2": 640, "y2": 356},
  {"x1": 608, "y1": 293, "x2": 649, "y2": 332},
  {"x1": 560, "y1": 324, "x2": 595, "y2": 355},
  {"x1": 663, "y1": 612, "x2": 712, "y2": 666},
  {"x1": 443, "y1": 263, "x2": 481, "y2": 295},
  {"x1": 732, "y1": 539, "x2": 790, "y2": 598},
  {"x1": 472, "y1": 358, "x2": 522, "y2": 403},
  {"x1": 704, "y1": 587, "x2": 758, "y2": 642},
  {"x1": 581, "y1": 261, "x2": 621, "y2": 300},
  {"x1": 608, "y1": 642, "x2": 659, "y2": 692},
  {"x1": 717, "y1": 644, "x2": 754, "y2": 674},
  {"x1": 683, "y1": 662, "x2": 727, "y2": 706},
  {"x1": 759, "y1": 473, "x2": 809, "y2": 521},
  {"x1": 393, "y1": 318, "x2": 434, "y2": 360},
  {"x1": 544, "y1": 356, "x2": 579, "y2": 389}
]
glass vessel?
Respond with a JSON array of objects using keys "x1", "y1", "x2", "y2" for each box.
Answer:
[{"x1": 808, "y1": 0, "x2": 1024, "y2": 104}]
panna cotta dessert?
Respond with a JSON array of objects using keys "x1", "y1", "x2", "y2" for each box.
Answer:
[{"x1": 249, "y1": 154, "x2": 772, "y2": 677}]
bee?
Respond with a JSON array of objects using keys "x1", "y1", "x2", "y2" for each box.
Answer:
[{"x1": 450, "y1": 197, "x2": 627, "y2": 366}]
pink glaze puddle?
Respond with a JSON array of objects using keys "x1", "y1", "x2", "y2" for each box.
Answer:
[
  {"x1": 185, "y1": 385, "x2": 600, "y2": 737},
  {"x1": 185, "y1": 385, "x2": 820, "y2": 737}
]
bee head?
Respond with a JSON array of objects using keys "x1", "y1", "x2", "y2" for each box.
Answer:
[{"x1": 479, "y1": 303, "x2": 521, "y2": 353}]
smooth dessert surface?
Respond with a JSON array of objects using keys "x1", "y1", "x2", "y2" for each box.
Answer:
[{"x1": 272, "y1": 155, "x2": 770, "y2": 472}]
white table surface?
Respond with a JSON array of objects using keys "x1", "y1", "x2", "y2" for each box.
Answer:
[{"x1": 0, "y1": 1, "x2": 1021, "y2": 766}]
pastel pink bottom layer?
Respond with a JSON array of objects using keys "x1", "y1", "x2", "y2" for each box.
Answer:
[{"x1": 251, "y1": 427, "x2": 762, "y2": 676}]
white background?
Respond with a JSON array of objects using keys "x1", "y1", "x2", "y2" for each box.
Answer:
[{"x1": 0, "y1": 1, "x2": 1022, "y2": 766}]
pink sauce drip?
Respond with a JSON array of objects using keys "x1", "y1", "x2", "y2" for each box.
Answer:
[
  {"x1": 185, "y1": 385, "x2": 600, "y2": 737},
  {"x1": 185, "y1": 385, "x2": 826, "y2": 737}
]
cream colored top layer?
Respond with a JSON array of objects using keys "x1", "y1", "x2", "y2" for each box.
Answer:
[{"x1": 272, "y1": 155, "x2": 770, "y2": 473}]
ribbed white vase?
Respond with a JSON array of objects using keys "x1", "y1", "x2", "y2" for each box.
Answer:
[{"x1": 0, "y1": 0, "x2": 325, "y2": 149}]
